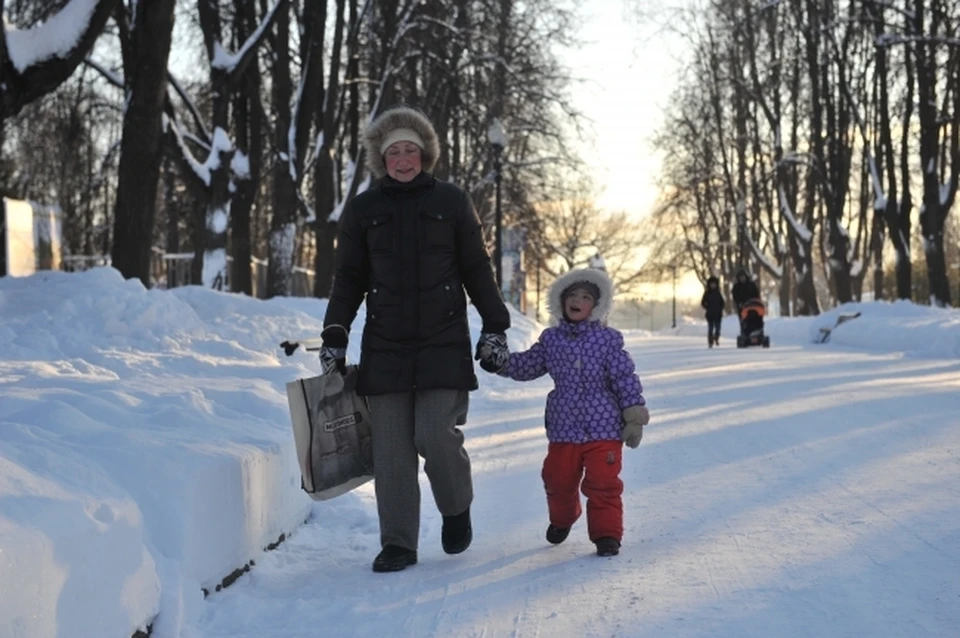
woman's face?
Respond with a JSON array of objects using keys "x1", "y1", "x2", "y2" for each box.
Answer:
[
  {"x1": 385, "y1": 142, "x2": 423, "y2": 182},
  {"x1": 563, "y1": 289, "x2": 595, "y2": 322}
]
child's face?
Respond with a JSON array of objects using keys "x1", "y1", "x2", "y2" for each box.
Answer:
[{"x1": 564, "y1": 289, "x2": 595, "y2": 322}]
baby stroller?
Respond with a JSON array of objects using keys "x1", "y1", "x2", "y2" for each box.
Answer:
[{"x1": 736, "y1": 298, "x2": 771, "y2": 348}]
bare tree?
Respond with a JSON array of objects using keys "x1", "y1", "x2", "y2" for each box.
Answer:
[
  {"x1": 110, "y1": 0, "x2": 177, "y2": 286},
  {"x1": 534, "y1": 179, "x2": 650, "y2": 294},
  {"x1": 229, "y1": 0, "x2": 265, "y2": 295},
  {"x1": 909, "y1": 0, "x2": 959, "y2": 306},
  {"x1": 164, "y1": 0, "x2": 286, "y2": 289}
]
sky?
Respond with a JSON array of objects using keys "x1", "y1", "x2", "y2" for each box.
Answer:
[
  {"x1": 554, "y1": 0, "x2": 707, "y2": 301},
  {"x1": 558, "y1": 0, "x2": 687, "y2": 218}
]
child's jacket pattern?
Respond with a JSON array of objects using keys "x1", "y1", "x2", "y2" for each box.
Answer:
[{"x1": 499, "y1": 319, "x2": 644, "y2": 443}]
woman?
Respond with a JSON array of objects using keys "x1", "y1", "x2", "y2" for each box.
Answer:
[
  {"x1": 320, "y1": 105, "x2": 510, "y2": 573},
  {"x1": 701, "y1": 275, "x2": 725, "y2": 347}
]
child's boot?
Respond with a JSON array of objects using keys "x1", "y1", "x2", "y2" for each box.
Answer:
[
  {"x1": 546, "y1": 524, "x2": 571, "y2": 545},
  {"x1": 594, "y1": 537, "x2": 621, "y2": 556}
]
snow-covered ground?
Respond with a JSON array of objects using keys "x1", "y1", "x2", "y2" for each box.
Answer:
[{"x1": 1, "y1": 268, "x2": 958, "y2": 638}]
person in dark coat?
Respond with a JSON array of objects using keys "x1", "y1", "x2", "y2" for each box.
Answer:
[
  {"x1": 701, "y1": 275, "x2": 725, "y2": 347},
  {"x1": 320, "y1": 105, "x2": 510, "y2": 573},
  {"x1": 731, "y1": 269, "x2": 760, "y2": 311}
]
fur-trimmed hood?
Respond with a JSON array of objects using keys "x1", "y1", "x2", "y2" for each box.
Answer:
[
  {"x1": 547, "y1": 268, "x2": 615, "y2": 324},
  {"x1": 363, "y1": 105, "x2": 441, "y2": 179}
]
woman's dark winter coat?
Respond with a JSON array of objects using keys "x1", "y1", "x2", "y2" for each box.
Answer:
[
  {"x1": 732, "y1": 271, "x2": 760, "y2": 308},
  {"x1": 701, "y1": 278, "x2": 725, "y2": 320},
  {"x1": 324, "y1": 171, "x2": 510, "y2": 396}
]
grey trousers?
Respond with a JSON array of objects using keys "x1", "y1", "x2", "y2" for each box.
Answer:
[{"x1": 367, "y1": 389, "x2": 473, "y2": 551}]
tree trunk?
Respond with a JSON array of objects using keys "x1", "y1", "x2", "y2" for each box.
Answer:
[
  {"x1": 229, "y1": 0, "x2": 263, "y2": 296},
  {"x1": 265, "y1": 1, "x2": 297, "y2": 297},
  {"x1": 163, "y1": 156, "x2": 179, "y2": 286},
  {"x1": 313, "y1": 0, "x2": 346, "y2": 298},
  {"x1": 913, "y1": 0, "x2": 958, "y2": 306},
  {"x1": 110, "y1": 0, "x2": 177, "y2": 286},
  {"x1": 779, "y1": 255, "x2": 792, "y2": 316}
]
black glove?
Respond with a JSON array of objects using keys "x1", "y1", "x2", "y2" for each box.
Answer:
[
  {"x1": 474, "y1": 332, "x2": 509, "y2": 373},
  {"x1": 320, "y1": 325, "x2": 348, "y2": 375}
]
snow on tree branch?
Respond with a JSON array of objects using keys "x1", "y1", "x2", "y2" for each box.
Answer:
[
  {"x1": 212, "y1": 0, "x2": 287, "y2": 82},
  {"x1": 167, "y1": 72, "x2": 212, "y2": 145},
  {"x1": 4, "y1": 0, "x2": 102, "y2": 72},
  {"x1": 165, "y1": 114, "x2": 209, "y2": 189},
  {"x1": 1, "y1": 0, "x2": 117, "y2": 117},
  {"x1": 165, "y1": 118, "x2": 233, "y2": 190},
  {"x1": 778, "y1": 183, "x2": 813, "y2": 242}
]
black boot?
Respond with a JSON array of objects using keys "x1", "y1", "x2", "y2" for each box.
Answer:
[
  {"x1": 441, "y1": 507, "x2": 472, "y2": 554},
  {"x1": 372, "y1": 545, "x2": 418, "y2": 572},
  {"x1": 546, "y1": 524, "x2": 571, "y2": 545},
  {"x1": 594, "y1": 537, "x2": 621, "y2": 557}
]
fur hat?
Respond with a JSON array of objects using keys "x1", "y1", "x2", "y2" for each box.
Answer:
[
  {"x1": 547, "y1": 268, "x2": 615, "y2": 324},
  {"x1": 363, "y1": 105, "x2": 440, "y2": 179}
]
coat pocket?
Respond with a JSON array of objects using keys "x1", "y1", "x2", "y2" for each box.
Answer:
[
  {"x1": 442, "y1": 281, "x2": 465, "y2": 317},
  {"x1": 360, "y1": 213, "x2": 393, "y2": 253},
  {"x1": 420, "y1": 210, "x2": 455, "y2": 250}
]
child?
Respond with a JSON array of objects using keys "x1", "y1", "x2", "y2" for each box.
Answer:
[
  {"x1": 477, "y1": 268, "x2": 648, "y2": 557},
  {"x1": 701, "y1": 275, "x2": 725, "y2": 347}
]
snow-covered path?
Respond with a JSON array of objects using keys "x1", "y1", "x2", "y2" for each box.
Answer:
[{"x1": 188, "y1": 335, "x2": 960, "y2": 638}]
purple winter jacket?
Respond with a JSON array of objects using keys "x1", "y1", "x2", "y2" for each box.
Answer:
[{"x1": 499, "y1": 318, "x2": 645, "y2": 443}]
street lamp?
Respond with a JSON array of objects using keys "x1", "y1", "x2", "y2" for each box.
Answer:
[
  {"x1": 672, "y1": 263, "x2": 678, "y2": 329},
  {"x1": 488, "y1": 118, "x2": 508, "y2": 289}
]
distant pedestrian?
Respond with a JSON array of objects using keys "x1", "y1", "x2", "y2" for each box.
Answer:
[
  {"x1": 732, "y1": 269, "x2": 760, "y2": 311},
  {"x1": 701, "y1": 276, "x2": 725, "y2": 347}
]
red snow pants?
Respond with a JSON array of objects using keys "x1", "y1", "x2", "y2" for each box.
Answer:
[{"x1": 541, "y1": 440, "x2": 624, "y2": 541}]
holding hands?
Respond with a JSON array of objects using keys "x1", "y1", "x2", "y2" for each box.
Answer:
[{"x1": 475, "y1": 332, "x2": 509, "y2": 373}]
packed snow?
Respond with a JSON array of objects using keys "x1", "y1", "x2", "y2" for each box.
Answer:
[{"x1": 1, "y1": 268, "x2": 958, "y2": 638}]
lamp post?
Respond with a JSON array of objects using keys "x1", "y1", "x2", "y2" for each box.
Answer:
[
  {"x1": 672, "y1": 263, "x2": 678, "y2": 329},
  {"x1": 488, "y1": 118, "x2": 508, "y2": 290}
]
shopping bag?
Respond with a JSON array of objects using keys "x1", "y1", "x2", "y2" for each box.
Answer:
[{"x1": 285, "y1": 365, "x2": 374, "y2": 501}]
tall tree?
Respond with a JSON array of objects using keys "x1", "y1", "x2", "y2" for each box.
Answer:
[
  {"x1": 167, "y1": 0, "x2": 286, "y2": 288},
  {"x1": 110, "y1": 0, "x2": 177, "y2": 286},
  {"x1": 230, "y1": 0, "x2": 265, "y2": 296},
  {"x1": 910, "y1": 0, "x2": 959, "y2": 306}
]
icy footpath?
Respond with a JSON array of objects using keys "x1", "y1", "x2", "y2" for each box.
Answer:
[{"x1": 0, "y1": 269, "x2": 323, "y2": 638}]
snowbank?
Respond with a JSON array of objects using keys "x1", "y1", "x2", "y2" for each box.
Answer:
[
  {"x1": 0, "y1": 269, "x2": 319, "y2": 637},
  {"x1": 0, "y1": 268, "x2": 538, "y2": 638},
  {"x1": 665, "y1": 300, "x2": 960, "y2": 358}
]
